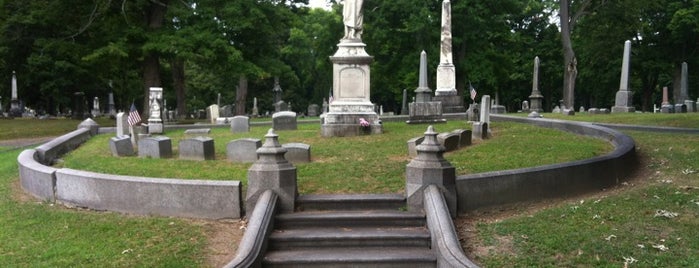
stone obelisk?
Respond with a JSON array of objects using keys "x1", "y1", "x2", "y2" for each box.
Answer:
[
  {"x1": 407, "y1": 51, "x2": 445, "y2": 124},
  {"x1": 679, "y1": 62, "x2": 696, "y2": 112},
  {"x1": 322, "y1": 0, "x2": 382, "y2": 137},
  {"x1": 612, "y1": 40, "x2": 635, "y2": 113},
  {"x1": 9, "y1": 71, "x2": 22, "y2": 117},
  {"x1": 433, "y1": 0, "x2": 465, "y2": 113},
  {"x1": 528, "y1": 56, "x2": 544, "y2": 112}
]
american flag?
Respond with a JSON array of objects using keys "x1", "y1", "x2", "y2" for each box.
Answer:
[
  {"x1": 127, "y1": 102, "x2": 141, "y2": 126},
  {"x1": 469, "y1": 82, "x2": 477, "y2": 101}
]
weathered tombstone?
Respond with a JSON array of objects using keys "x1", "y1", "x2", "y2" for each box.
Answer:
[
  {"x1": 92, "y1": 97, "x2": 101, "y2": 117},
  {"x1": 72, "y1": 91, "x2": 86, "y2": 120},
  {"x1": 138, "y1": 136, "x2": 172, "y2": 159},
  {"x1": 9, "y1": 71, "x2": 23, "y2": 117},
  {"x1": 108, "y1": 92, "x2": 116, "y2": 117},
  {"x1": 401, "y1": 88, "x2": 408, "y2": 115},
  {"x1": 675, "y1": 104, "x2": 687, "y2": 113},
  {"x1": 307, "y1": 104, "x2": 319, "y2": 117},
  {"x1": 230, "y1": 115, "x2": 250, "y2": 133},
  {"x1": 184, "y1": 128, "x2": 211, "y2": 138},
  {"x1": 579, "y1": 106, "x2": 586, "y2": 113},
  {"x1": 437, "y1": 132, "x2": 460, "y2": 152},
  {"x1": 220, "y1": 105, "x2": 233, "y2": 117},
  {"x1": 179, "y1": 137, "x2": 215, "y2": 161},
  {"x1": 282, "y1": 143, "x2": 311, "y2": 163},
  {"x1": 406, "y1": 125, "x2": 457, "y2": 217},
  {"x1": 588, "y1": 108, "x2": 600, "y2": 115},
  {"x1": 252, "y1": 97, "x2": 259, "y2": 117},
  {"x1": 207, "y1": 104, "x2": 220, "y2": 124},
  {"x1": 467, "y1": 103, "x2": 479, "y2": 122},
  {"x1": 272, "y1": 111, "x2": 297, "y2": 130},
  {"x1": 407, "y1": 51, "x2": 446, "y2": 124},
  {"x1": 432, "y1": 0, "x2": 465, "y2": 113},
  {"x1": 472, "y1": 95, "x2": 490, "y2": 139},
  {"x1": 661, "y1": 86, "x2": 674, "y2": 113},
  {"x1": 116, "y1": 112, "x2": 129, "y2": 137},
  {"x1": 521, "y1": 101, "x2": 530, "y2": 112},
  {"x1": 321, "y1": 98, "x2": 329, "y2": 114},
  {"x1": 406, "y1": 136, "x2": 424, "y2": 158},
  {"x1": 490, "y1": 93, "x2": 507, "y2": 114},
  {"x1": 612, "y1": 40, "x2": 635, "y2": 113},
  {"x1": 226, "y1": 138, "x2": 261, "y2": 163},
  {"x1": 109, "y1": 136, "x2": 135, "y2": 157},
  {"x1": 600, "y1": 108, "x2": 610, "y2": 114},
  {"x1": 552, "y1": 105, "x2": 561, "y2": 113},
  {"x1": 147, "y1": 87, "x2": 164, "y2": 134},
  {"x1": 529, "y1": 56, "x2": 544, "y2": 112},
  {"x1": 452, "y1": 129, "x2": 472, "y2": 148},
  {"x1": 246, "y1": 129, "x2": 297, "y2": 213}
]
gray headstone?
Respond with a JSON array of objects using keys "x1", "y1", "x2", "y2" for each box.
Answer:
[
  {"x1": 674, "y1": 104, "x2": 687, "y2": 113},
  {"x1": 207, "y1": 104, "x2": 220, "y2": 124},
  {"x1": 138, "y1": 136, "x2": 172, "y2": 159},
  {"x1": 307, "y1": 104, "x2": 319, "y2": 117},
  {"x1": 184, "y1": 128, "x2": 210, "y2": 137},
  {"x1": 230, "y1": 116, "x2": 250, "y2": 133},
  {"x1": 588, "y1": 108, "x2": 600, "y2": 114},
  {"x1": 600, "y1": 108, "x2": 610, "y2": 114},
  {"x1": 472, "y1": 122, "x2": 488, "y2": 140},
  {"x1": 109, "y1": 136, "x2": 134, "y2": 157},
  {"x1": 527, "y1": 111, "x2": 543, "y2": 118},
  {"x1": 179, "y1": 137, "x2": 215, "y2": 161},
  {"x1": 282, "y1": 143, "x2": 311, "y2": 163},
  {"x1": 226, "y1": 138, "x2": 261, "y2": 163},
  {"x1": 684, "y1": 100, "x2": 696, "y2": 113},
  {"x1": 437, "y1": 132, "x2": 460, "y2": 152},
  {"x1": 116, "y1": 112, "x2": 129, "y2": 137},
  {"x1": 467, "y1": 103, "x2": 479, "y2": 122},
  {"x1": 552, "y1": 105, "x2": 561, "y2": 113},
  {"x1": 272, "y1": 111, "x2": 297, "y2": 130},
  {"x1": 451, "y1": 129, "x2": 472, "y2": 148},
  {"x1": 407, "y1": 136, "x2": 424, "y2": 158}
]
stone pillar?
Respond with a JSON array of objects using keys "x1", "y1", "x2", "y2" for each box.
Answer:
[
  {"x1": 147, "y1": 87, "x2": 164, "y2": 134},
  {"x1": 92, "y1": 97, "x2": 101, "y2": 117},
  {"x1": 406, "y1": 125, "x2": 456, "y2": 217},
  {"x1": 9, "y1": 71, "x2": 22, "y2": 117},
  {"x1": 612, "y1": 40, "x2": 635, "y2": 113},
  {"x1": 529, "y1": 56, "x2": 544, "y2": 112},
  {"x1": 678, "y1": 62, "x2": 695, "y2": 112},
  {"x1": 72, "y1": 92, "x2": 86, "y2": 120},
  {"x1": 401, "y1": 88, "x2": 408, "y2": 115},
  {"x1": 408, "y1": 51, "x2": 445, "y2": 124},
  {"x1": 108, "y1": 92, "x2": 116, "y2": 117},
  {"x1": 252, "y1": 97, "x2": 259, "y2": 117},
  {"x1": 246, "y1": 129, "x2": 297, "y2": 213},
  {"x1": 473, "y1": 95, "x2": 490, "y2": 139},
  {"x1": 660, "y1": 86, "x2": 673, "y2": 113},
  {"x1": 433, "y1": 0, "x2": 465, "y2": 113}
]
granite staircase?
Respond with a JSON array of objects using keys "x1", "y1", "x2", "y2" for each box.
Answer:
[{"x1": 262, "y1": 194, "x2": 437, "y2": 267}]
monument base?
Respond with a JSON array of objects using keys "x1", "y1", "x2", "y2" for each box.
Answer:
[
  {"x1": 684, "y1": 100, "x2": 696, "y2": 113},
  {"x1": 491, "y1": 105, "x2": 506, "y2": 114},
  {"x1": 660, "y1": 104, "x2": 674, "y2": 113},
  {"x1": 148, "y1": 120, "x2": 163, "y2": 134},
  {"x1": 406, "y1": 102, "x2": 446, "y2": 124},
  {"x1": 612, "y1": 90, "x2": 635, "y2": 113},
  {"x1": 433, "y1": 94, "x2": 465, "y2": 113},
  {"x1": 529, "y1": 95, "x2": 543, "y2": 112},
  {"x1": 321, "y1": 108, "x2": 382, "y2": 137}
]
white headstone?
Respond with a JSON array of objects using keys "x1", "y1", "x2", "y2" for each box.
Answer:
[
  {"x1": 116, "y1": 112, "x2": 129, "y2": 137},
  {"x1": 207, "y1": 104, "x2": 220, "y2": 124}
]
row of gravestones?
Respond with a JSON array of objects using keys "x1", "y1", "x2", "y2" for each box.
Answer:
[{"x1": 109, "y1": 130, "x2": 311, "y2": 163}]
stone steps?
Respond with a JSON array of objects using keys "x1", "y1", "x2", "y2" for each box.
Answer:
[{"x1": 262, "y1": 194, "x2": 437, "y2": 267}]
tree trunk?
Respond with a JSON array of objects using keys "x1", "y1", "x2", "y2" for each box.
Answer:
[
  {"x1": 171, "y1": 58, "x2": 186, "y2": 118},
  {"x1": 141, "y1": 0, "x2": 169, "y2": 116},
  {"x1": 235, "y1": 75, "x2": 248, "y2": 115},
  {"x1": 560, "y1": 0, "x2": 576, "y2": 110}
]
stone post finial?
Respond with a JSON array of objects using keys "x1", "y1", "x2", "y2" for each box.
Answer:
[{"x1": 247, "y1": 128, "x2": 297, "y2": 213}]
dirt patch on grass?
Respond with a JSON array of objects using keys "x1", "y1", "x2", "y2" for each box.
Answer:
[
  {"x1": 457, "y1": 152, "x2": 654, "y2": 264},
  {"x1": 195, "y1": 219, "x2": 245, "y2": 267}
]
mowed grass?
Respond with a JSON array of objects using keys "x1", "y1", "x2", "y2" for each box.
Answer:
[
  {"x1": 468, "y1": 130, "x2": 699, "y2": 267},
  {"x1": 0, "y1": 117, "x2": 115, "y2": 141},
  {"x1": 61, "y1": 120, "x2": 611, "y2": 194},
  {"x1": 519, "y1": 112, "x2": 699, "y2": 128}
]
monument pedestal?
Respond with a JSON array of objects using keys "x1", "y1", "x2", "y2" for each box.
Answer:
[
  {"x1": 612, "y1": 90, "x2": 635, "y2": 113},
  {"x1": 148, "y1": 119, "x2": 163, "y2": 134},
  {"x1": 321, "y1": 40, "x2": 382, "y2": 137},
  {"x1": 529, "y1": 94, "x2": 543, "y2": 112},
  {"x1": 433, "y1": 94, "x2": 465, "y2": 113},
  {"x1": 684, "y1": 100, "x2": 696, "y2": 113},
  {"x1": 406, "y1": 102, "x2": 446, "y2": 124}
]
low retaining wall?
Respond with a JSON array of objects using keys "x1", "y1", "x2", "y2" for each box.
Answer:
[
  {"x1": 456, "y1": 115, "x2": 637, "y2": 212},
  {"x1": 17, "y1": 149, "x2": 57, "y2": 202},
  {"x1": 55, "y1": 168, "x2": 241, "y2": 219}
]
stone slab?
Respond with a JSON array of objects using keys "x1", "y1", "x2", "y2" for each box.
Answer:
[
  {"x1": 451, "y1": 129, "x2": 472, "y2": 147},
  {"x1": 407, "y1": 136, "x2": 424, "y2": 158},
  {"x1": 227, "y1": 138, "x2": 261, "y2": 163},
  {"x1": 231, "y1": 116, "x2": 250, "y2": 133},
  {"x1": 273, "y1": 111, "x2": 297, "y2": 131},
  {"x1": 282, "y1": 143, "x2": 311, "y2": 163},
  {"x1": 138, "y1": 136, "x2": 172, "y2": 159},
  {"x1": 437, "y1": 132, "x2": 460, "y2": 152},
  {"x1": 179, "y1": 137, "x2": 215, "y2": 161},
  {"x1": 184, "y1": 128, "x2": 211, "y2": 137},
  {"x1": 109, "y1": 136, "x2": 135, "y2": 157}
]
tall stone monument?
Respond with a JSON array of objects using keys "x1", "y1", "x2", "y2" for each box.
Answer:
[
  {"x1": 661, "y1": 86, "x2": 674, "y2": 113},
  {"x1": 679, "y1": 62, "x2": 696, "y2": 112},
  {"x1": 272, "y1": 77, "x2": 287, "y2": 113},
  {"x1": 407, "y1": 51, "x2": 445, "y2": 124},
  {"x1": 9, "y1": 71, "x2": 22, "y2": 117},
  {"x1": 612, "y1": 40, "x2": 635, "y2": 113},
  {"x1": 91, "y1": 97, "x2": 101, "y2": 117},
  {"x1": 432, "y1": 0, "x2": 465, "y2": 113},
  {"x1": 72, "y1": 92, "x2": 86, "y2": 120},
  {"x1": 147, "y1": 87, "x2": 164, "y2": 134},
  {"x1": 529, "y1": 56, "x2": 544, "y2": 112},
  {"x1": 108, "y1": 92, "x2": 116, "y2": 117},
  {"x1": 321, "y1": 0, "x2": 382, "y2": 137}
]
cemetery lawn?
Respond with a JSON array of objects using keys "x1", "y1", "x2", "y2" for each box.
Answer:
[
  {"x1": 464, "y1": 130, "x2": 699, "y2": 267},
  {"x1": 60, "y1": 121, "x2": 612, "y2": 194}
]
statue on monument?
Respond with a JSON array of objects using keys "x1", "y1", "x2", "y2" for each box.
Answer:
[{"x1": 342, "y1": 0, "x2": 363, "y2": 40}]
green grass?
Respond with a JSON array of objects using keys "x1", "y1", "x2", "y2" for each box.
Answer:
[
  {"x1": 0, "y1": 117, "x2": 115, "y2": 140},
  {"x1": 61, "y1": 121, "x2": 611, "y2": 194},
  {"x1": 470, "y1": 130, "x2": 699, "y2": 267}
]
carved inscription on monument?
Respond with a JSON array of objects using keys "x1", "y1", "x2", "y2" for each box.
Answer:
[{"x1": 338, "y1": 68, "x2": 365, "y2": 99}]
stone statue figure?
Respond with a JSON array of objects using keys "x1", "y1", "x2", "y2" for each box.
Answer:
[
  {"x1": 149, "y1": 94, "x2": 161, "y2": 119},
  {"x1": 342, "y1": 0, "x2": 363, "y2": 40}
]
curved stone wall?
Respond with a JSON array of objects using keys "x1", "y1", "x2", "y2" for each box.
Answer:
[{"x1": 456, "y1": 115, "x2": 637, "y2": 212}]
